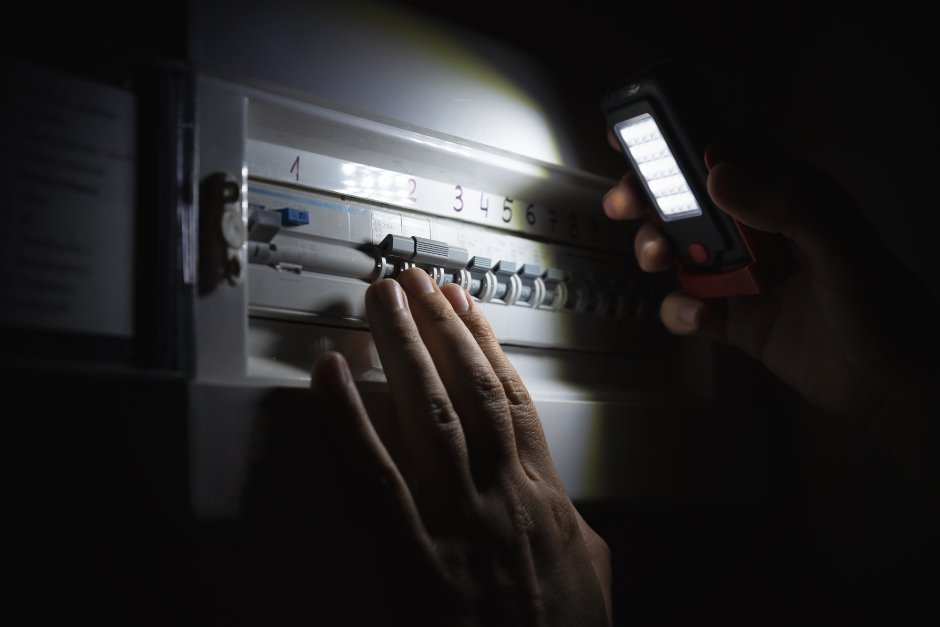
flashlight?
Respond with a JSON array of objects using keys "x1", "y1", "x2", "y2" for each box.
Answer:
[{"x1": 602, "y1": 59, "x2": 798, "y2": 298}]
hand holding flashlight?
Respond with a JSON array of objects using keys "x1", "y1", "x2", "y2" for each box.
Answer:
[{"x1": 604, "y1": 136, "x2": 940, "y2": 425}]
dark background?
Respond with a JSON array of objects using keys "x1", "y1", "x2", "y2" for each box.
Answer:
[{"x1": 5, "y1": 0, "x2": 939, "y2": 624}]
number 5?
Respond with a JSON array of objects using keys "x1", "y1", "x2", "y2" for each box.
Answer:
[{"x1": 502, "y1": 197, "x2": 513, "y2": 223}]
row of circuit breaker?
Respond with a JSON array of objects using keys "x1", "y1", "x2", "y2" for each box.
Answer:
[{"x1": 246, "y1": 207, "x2": 643, "y2": 318}]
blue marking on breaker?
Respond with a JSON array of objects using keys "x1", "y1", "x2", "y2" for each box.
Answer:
[
  {"x1": 277, "y1": 208, "x2": 310, "y2": 226},
  {"x1": 248, "y1": 187, "x2": 365, "y2": 215}
]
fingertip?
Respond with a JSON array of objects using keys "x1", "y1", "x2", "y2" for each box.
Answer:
[
  {"x1": 602, "y1": 186, "x2": 628, "y2": 219},
  {"x1": 441, "y1": 283, "x2": 470, "y2": 314},
  {"x1": 634, "y1": 223, "x2": 674, "y2": 273},
  {"x1": 660, "y1": 293, "x2": 709, "y2": 335},
  {"x1": 367, "y1": 278, "x2": 409, "y2": 312},
  {"x1": 311, "y1": 351, "x2": 351, "y2": 393},
  {"x1": 603, "y1": 177, "x2": 646, "y2": 221}
]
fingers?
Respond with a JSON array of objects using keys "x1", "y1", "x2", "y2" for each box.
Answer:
[
  {"x1": 634, "y1": 220, "x2": 674, "y2": 272},
  {"x1": 439, "y1": 282, "x2": 562, "y2": 488},
  {"x1": 394, "y1": 269, "x2": 519, "y2": 488},
  {"x1": 602, "y1": 170, "x2": 648, "y2": 220},
  {"x1": 364, "y1": 279, "x2": 474, "y2": 512},
  {"x1": 310, "y1": 352, "x2": 424, "y2": 532}
]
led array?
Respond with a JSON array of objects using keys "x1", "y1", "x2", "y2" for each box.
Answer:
[{"x1": 617, "y1": 113, "x2": 701, "y2": 220}]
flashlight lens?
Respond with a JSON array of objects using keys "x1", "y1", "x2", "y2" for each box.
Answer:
[{"x1": 616, "y1": 113, "x2": 701, "y2": 221}]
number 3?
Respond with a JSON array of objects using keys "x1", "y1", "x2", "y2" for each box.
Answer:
[{"x1": 454, "y1": 185, "x2": 463, "y2": 212}]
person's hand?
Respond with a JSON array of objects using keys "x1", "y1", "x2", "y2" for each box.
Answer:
[
  {"x1": 310, "y1": 269, "x2": 612, "y2": 626},
  {"x1": 602, "y1": 130, "x2": 940, "y2": 427}
]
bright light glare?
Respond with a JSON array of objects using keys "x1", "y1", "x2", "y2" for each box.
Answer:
[
  {"x1": 616, "y1": 113, "x2": 701, "y2": 221},
  {"x1": 378, "y1": 174, "x2": 391, "y2": 188},
  {"x1": 342, "y1": 163, "x2": 357, "y2": 175},
  {"x1": 343, "y1": 180, "x2": 356, "y2": 186},
  {"x1": 395, "y1": 176, "x2": 409, "y2": 186},
  {"x1": 361, "y1": 176, "x2": 374, "y2": 188}
]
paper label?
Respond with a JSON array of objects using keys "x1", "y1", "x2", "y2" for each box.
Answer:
[
  {"x1": 0, "y1": 61, "x2": 136, "y2": 338},
  {"x1": 401, "y1": 215, "x2": 430, "y2": 239},
  {"x1": 371, "y1": 210, "x2": 401, "y2": 245}
]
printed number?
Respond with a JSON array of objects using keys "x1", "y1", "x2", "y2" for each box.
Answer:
[
  {"x1": 290, "y1": 156, "x2": 300, "y2": 181},
  {"x1": 454, "y1": 185, "x2": 464, "y2": 212},
  {"x1": 406, "y1": 179, "x2": 417, "y2": 202},
  {"x1": 502, "y1": 197, "x2": 513, "y2": 223},
  {"x1": 569, "y1": 214, "x2": 580, "y2": 239},
  {"x1": 480, "y1": 193, "x2": 489, "y2": 217},
  {"x1": 589, "y1": 217, "x2": 599, "y2": 242},
  {"x1": 526, "y1": 203, "x2": 536, "y2": 225},
  {"x1": 548, "y1": 209, "x2": 557, "y2": 233}
]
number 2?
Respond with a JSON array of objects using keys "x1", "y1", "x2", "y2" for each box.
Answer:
[{"x1": 406, "y1": 178, "x2": 417, "y2": 202}]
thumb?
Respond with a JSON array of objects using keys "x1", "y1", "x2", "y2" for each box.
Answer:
[{"x1": 706, "y1": 154, "x2": 866, "y2": 290}]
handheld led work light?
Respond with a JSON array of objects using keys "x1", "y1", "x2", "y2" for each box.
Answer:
[{"x1": 602, "y1": 59, "x2": 799, "y2": 298}]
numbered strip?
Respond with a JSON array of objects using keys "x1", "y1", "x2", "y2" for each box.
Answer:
[{"x1": 247, "y1": 139, "x2": 619, "y2": 251}]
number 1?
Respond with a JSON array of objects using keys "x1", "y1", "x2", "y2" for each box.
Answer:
[{"x1": 290, "y1": 156, "x2": 299, "y2": 181}]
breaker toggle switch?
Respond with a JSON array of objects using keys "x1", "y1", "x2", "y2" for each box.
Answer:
[
  {"x1": 378, "y1": 234, "x2": 469, "y2": 286},
  {"x1": 565, "y1": 271, "x2": 590, "y2": 314},
  {"x1": 492, "y1": 261, "x2": 523, "y2": 305},
  {"x1": 514, "y1": 263, "x2": 546, "y2": 308},
  {"x1": 589, "y1": 282, "x2": 611, "y2": 316},
  {"x1": 541, "y1": 268, "x2": 569, "y2": 312},
  {"x1": 466, "y1": 256, "x2": 498, "y2": 302}
]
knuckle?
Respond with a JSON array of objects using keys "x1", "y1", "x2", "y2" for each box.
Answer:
[
  {"x1": 462, "y1": 363, "x2": 506, "y2": 407},
  {"x1": 422, "y1": 393, "x2": 456, "y2": 425},
  {"x1": 498, "y1": 373, "x2": 533, "y2": 408}
]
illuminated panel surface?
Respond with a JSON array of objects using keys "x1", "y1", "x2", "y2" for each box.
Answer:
[
  {"x1": 616, "y1": 113, "x2": 701, "y2": 221},
  {"x1": 246, "y1": 138, "x2": 621, "y2": 251}
]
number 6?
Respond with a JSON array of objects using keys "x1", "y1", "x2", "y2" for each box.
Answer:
[{"x1": 526, "y1": 203, "x2": 536, "y2": 226}]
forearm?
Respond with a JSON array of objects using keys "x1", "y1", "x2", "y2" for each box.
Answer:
[{"x1": 871, "y1": 374, "x2": 940, "y2": 517}]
